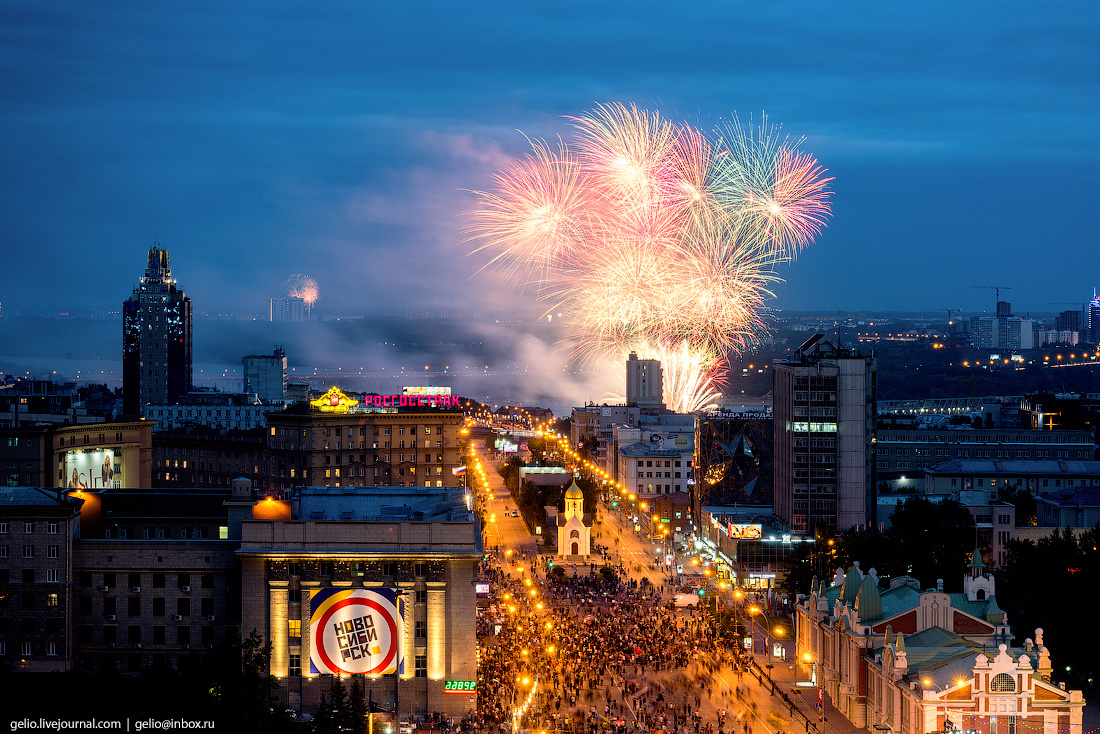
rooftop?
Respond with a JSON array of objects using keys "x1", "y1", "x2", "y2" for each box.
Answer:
[
  {"x1": 295, "y1": 485, "x2": 473, "y2": 522},
  {"x1": 925, "y1": 459, "x2": 1100, "y2": 476}
]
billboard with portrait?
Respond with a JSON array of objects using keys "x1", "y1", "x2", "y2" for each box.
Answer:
[
  {"x1": 64, "y1": 449, "x2": 122, "y2": 490},
  {"x1": 647, "y1": 432, "x2": 692, "y2": 451},
  {"x1": 310, "y1": 588, "x2": 404, "y2": 676}
]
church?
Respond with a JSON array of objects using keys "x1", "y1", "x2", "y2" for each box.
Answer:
[{"x1": 556, "y1": 480, "x2": 592, "y2": 558}]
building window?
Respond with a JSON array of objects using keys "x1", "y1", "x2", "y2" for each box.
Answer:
[
  {"x1": 289, "y1": 653, "x2": 302, "y2": 677},
  {"x1": 47, "y1": 545, "x2": 59, "y2": 559},
  {"x1": 415, "y1": 621, "x2": 427, "y2": 639},
  {"x1": 23, "y1": 522, "x2": 34, "y2": 534},
  {"x1": 415, "y1": 589, "x2": 427, "y2": 604},
  {"x1": 990, "y1": 673, "x2": 1015, "y2": 692},
  {"x1": 47, "y1": 523, "x2": 58, "y2": 535},
  {"x1": 289, "y1": 619, "x2": 301, "y2": 638},
  {"x1": 414, "y1": 655, "x2": 427, "y2": 678},
  {"x1": 46, "y1": 569, "x2": 59, "y2": 583},
  {"x1": 22, "y1": 545, "x2": 34, "y2": 558},
  {"x1": 47, "y1": 593, "x2": 58, "y2": 608}
]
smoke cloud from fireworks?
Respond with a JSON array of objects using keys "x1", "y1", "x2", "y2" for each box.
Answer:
[{"x1": 468, "y1": 104, "x2": 832, "y2": 412}]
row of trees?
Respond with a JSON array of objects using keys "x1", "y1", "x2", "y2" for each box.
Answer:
[
  {"x1": 3, "y1": 630, "x2": 306, "y2": 732},
  {"x1": 782, "y1": 496, "x2": 978, "y2": 595}
]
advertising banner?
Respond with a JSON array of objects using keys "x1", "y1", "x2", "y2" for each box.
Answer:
[
  {"x1": 309, "y1": 588, "x2": 404, "y2": 676},
  {"x1": 727, "y1": 523, "x2": 762, "y2": 540},
  {"x1": 64, "y1": 449, "x2": 121, "y2": 490},
  {"x1": 648, "y1": 432, "x2": 692, "y2": 451}
]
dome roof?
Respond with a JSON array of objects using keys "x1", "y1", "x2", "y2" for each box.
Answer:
[{"x1": 565, "y1": 480, "x2": 583, "y2": 499}]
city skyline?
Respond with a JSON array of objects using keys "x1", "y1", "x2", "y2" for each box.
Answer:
[{"x1": 2, "y1": 2, "x2": 1099, "y2": 319}]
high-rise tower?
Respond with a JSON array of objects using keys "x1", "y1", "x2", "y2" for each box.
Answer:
[
  {"x1": 122, "y1": 246, "x2": 192, "y2": 417},
  {"x1": 773, "y1": 334, "x2": 876, "y2": 535},
  {"x1": 625, "y1": 351, "x2": 663, "y2": 410}
]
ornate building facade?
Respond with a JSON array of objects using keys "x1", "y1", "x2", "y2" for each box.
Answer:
[{"x1": 795, "y1": 556, "x2": 1084, "y2": 734}]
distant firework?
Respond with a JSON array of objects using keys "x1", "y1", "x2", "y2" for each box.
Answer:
[
  {"x1": 285, "y1": 274, "x2": 320, "y2": 311},
  {"x1": 468, "y1": 104, "x2": 832, "y2": 412}
]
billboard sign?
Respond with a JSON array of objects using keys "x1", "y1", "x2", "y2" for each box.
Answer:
[
  {"x1": 648, "y1": 432, "x2": 692, "y2": 451},
  {"x1": 403, "y1": 386, "x2": 452, "y2": 396},
  {"x1": 726, "y1": 523, "x2": 762, "y2": 540},
  {"x1": 64, "y1": 449, "x2": 121, "y2": 490},
  {"x1": 309, "y1": 588, "x2": 404, "y2": 676}
]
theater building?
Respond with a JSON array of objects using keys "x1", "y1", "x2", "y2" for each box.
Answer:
[
  {"x1": 237, "y1": 483, "x2": 481, "y2": 716},
  {"x1": 795, "y1": 555, "x2": 1085, "y2": 734}
]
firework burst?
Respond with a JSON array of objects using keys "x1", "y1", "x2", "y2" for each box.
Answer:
[
  {"x1": 284, "y1": 274, "x2": 320, "y2": 316},
  {"x1": 467, "y1": 105, "x2": 832, "y2": 412}
]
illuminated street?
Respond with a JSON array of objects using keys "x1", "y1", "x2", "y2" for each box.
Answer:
[{"x1": 468, "y1": 438, "x2": 862, "y2": 734}]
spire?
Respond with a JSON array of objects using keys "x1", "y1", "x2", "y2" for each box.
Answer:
[
  {"x1": 969, "y1": 546, "x2": 985, "y2": 577},
  {"x1": 895, "y1": 632, "x2": 906, "y2": 655}
]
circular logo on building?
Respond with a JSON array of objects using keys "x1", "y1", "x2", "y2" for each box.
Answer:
[{"x1": 310, "y1": 589, "x2": 402, "y2": 675}]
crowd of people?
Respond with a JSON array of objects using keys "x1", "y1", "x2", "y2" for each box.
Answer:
[{"x1": 473, "y1": 550, "x2": 793, "y2": 734}]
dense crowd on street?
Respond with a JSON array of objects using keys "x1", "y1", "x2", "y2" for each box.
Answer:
[{"x1": 473, "y1": 545, "x2": 793, "y2": 734}]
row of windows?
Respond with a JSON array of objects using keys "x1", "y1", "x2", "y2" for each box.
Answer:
[
  {"x1": 0, "y1": 569, "x2": 62, "y2": 582},
  {"x1": 80, "y1": 596, "x2": 215, "y2": 617},
  {"x1": 80, "y1": 572, "x2": 217, "y2": 589},
  {"x1": 79, "y1": 624, "x2": 216, "y2": 646},
  {"x1": 0, "y1": 522, "x2": 59, "y2": 534},
  {"x1": 0, "y1": 544, "x2": 61, "y2": 558}
]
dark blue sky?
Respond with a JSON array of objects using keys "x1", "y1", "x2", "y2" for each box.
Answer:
[{"x1": 2, "y1": 0, "x2": 1098, "y2": 318}]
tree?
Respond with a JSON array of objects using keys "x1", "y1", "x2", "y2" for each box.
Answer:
[
  {"x1": 330, "y1": 676, "x2": 350, "y2": 732},
  {"x1": 349, "y1": 676, "x2": 369, "y2": 734},
  {"x1": 889, "y1": 495, "x2": 975, "y2": 590},
  {"x1": 998, "y1": 485, "x2": 1037, "y2": 527},
  {"x1": 997, "y1": 524, "x2": 1100, "y2": 700},
  {"x1": 240, "y1": 628, "x2": 281, "y2": 715},
  {"x1": 313, "y1": 693, "x2": 337, "y2": 734}
]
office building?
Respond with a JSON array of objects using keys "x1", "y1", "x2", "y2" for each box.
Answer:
[
  {"x1": 264, "y1": 387, "x2": 464, "y2": 493},
  {"x1": 270, "y1": 296, "x2": 305, "y2": 322},
  {"x1": 122, "y1": 247, "x2": 192, "y2": 417},
  {"x1": 243, "y1": 347, "x2": 288, "y2": 402},
  {"x1": 693, "y1": 408, "x2": 774, "y2": 519},
  {"x1": 1089, "y1": 289, "x2": 1100, "y2": 343},
  {"x1": 773, "y1": 334, "x2": 876, "y2": 534},
  {"x1": 144, "y1": 391, "x2": 270, "y2": 433},
  {"x1": 625, "y1": 351, "x2": 663, "y2": 410}
]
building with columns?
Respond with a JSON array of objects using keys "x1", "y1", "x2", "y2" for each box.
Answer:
[
  {"x1": 795, "y1": 555, "x2": 1084, "y2": 734},
  {"x1": 237, "y1": 483, "x2": 481, "y2": 715}
]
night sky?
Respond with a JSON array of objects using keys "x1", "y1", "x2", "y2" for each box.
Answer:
[{"x1": 2, "y1": 0, "x2": 1098, "y2": 318}]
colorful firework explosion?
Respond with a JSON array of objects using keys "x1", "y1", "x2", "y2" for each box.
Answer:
[{"x1": 468, "y1": 104, "x2": 832, "y2": 412}]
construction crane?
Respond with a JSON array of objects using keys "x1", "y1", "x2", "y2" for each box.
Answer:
[{"x1": 971, "y1": 285, "x2": 1012, "y2": 312}]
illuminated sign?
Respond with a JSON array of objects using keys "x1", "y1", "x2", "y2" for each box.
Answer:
[
  {"x1": 727, "y1": 523, "x2": 762, "y2": 540},
  {"x1": 444, "y1": 680, "x2": 477, "y2": 694},
  {"x1": 403, "y1": 386, "x2": 452, "y2": 396},
  {"x1": 367, "y1": 394, "x2": 461, "y2": 408},
  {"x1": 64, "y1": 449, "x2": 122, "y2": 490},
  {"x1": 749, "y1": 572, "x2": 776, "y2": 579},
  {"x1": 474, "y1": 583, "x2": 490, "y2": 594},
  {"x1": 311, "y1": 387, "x2": 359, "y2": 414},
  {"x1": 309, "y1": 588, "x2": 403, "y2": 675}
]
